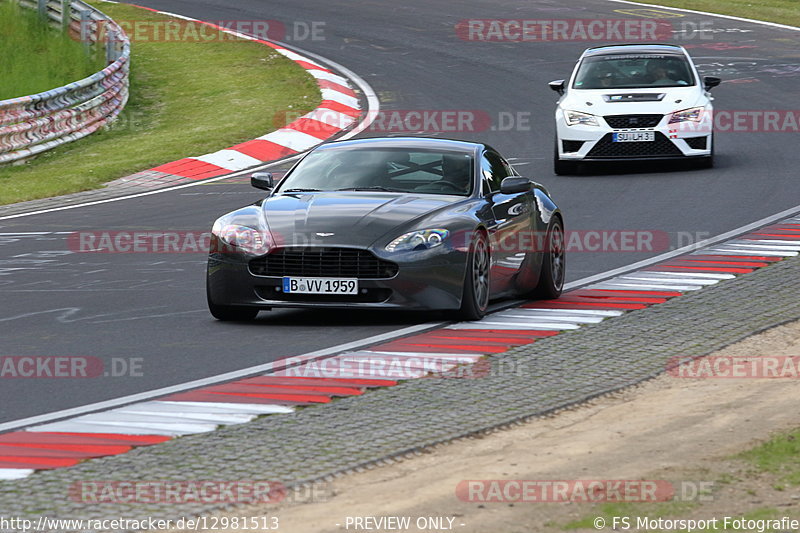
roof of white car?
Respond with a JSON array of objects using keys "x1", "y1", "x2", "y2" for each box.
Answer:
[{"x1": 582, "y1": 44, "x2": 687, "y2": 57}]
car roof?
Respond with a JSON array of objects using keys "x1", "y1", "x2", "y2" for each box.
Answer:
[
  {"x1": 314, "y1": 136, "x2": 482, "y2": 154},
  {"x1": 582, "y1": 44, "x2": 687, "y2": 57}
]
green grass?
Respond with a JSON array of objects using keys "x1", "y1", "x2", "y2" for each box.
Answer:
[
  {"x1": 739, "y1": 428, "x2": 800, "y2": 486},
  {"x1": 0, "y1": 1, "x2": 105, "y2": 99},
  {"x1": 562, "y1": 500, "x2": 700, "y2": 530},
  {"x1": 619, "y1": 0, "x2": 800, "y2": 28},
  {"x1": 0, "y1": 0, "x2": 320, "y2": 205}
]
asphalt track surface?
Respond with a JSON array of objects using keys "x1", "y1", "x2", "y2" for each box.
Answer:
[{"x1": 1, "y1": 0, "x2": 799, "y2": 423}]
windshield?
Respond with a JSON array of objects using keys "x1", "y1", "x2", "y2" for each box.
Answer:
[
  {"x1": 275, "y1": 147, "x2": 474, "y2": 196},
  {"x1": 572, "y1": 54, "x2": 696, "y2": 89}
]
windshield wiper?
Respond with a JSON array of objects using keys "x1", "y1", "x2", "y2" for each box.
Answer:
[
  {"x1": 281, "y1": 188, "x2": 322, "y2": 193},
  {"x1": 336, "y1": 186, "x2": 404, "y2": 192}
]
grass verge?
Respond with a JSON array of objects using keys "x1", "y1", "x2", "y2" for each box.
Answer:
[
  {"x1": 0, "y1": 1, "x2": 105, "y2": 99},
  {"x1": 0, "y1": 1, "x2": 320, "y2": 206},
  {"x1": 619, "y1": 0, "x2": 800, "y2": 28}
]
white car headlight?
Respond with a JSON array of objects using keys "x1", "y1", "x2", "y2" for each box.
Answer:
[
  {"x1": 212, "y1": 221, "x2": 271, "y2": 255},
  {"x1": 386, "y1": 229, "x2": 449, "y2": 252},
  {"x1": 669, "y1": 106, "x2": 705, "y2": 124},
  {"x1": 564, "y1": 110, "x2": 599, "y2": 127}
]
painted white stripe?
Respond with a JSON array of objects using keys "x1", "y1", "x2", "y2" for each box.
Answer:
[
  {"x1": 739, "y1": 239, "x2": 800, "y2": 247},
  {"x1": 27, "y1": 420, "x2": 212, "y2": 436},
  {"x1": 62, "y1": 412, "x2": 224, "y2": 426},
  {"x1": 496, "y1": 308, "x2": 624, "y2": 317},
  {"x1": 617, "y1": 275, "x2": 718, "y2": 286},
  {"x1": 639, "y1": 271, "x2": 735, "y2": 279},
  {"x1": 113, "y1": 406, "x2": 255, "y2": 424},
  {"x1": 0, "y1": 469, "x2": 35, "y2": 480},
  {"x1": 352, "y1": 350, "x2": 480, "y2": 359},
  {"x1": 320, "y1": 88, "x2": 359, "y2": 108},
  {"x1": 273, "y1": 48, "x2": 324, "y2": 67},
  {"x1": 335, "y1": 356, "x2": 461, "y2": 371},
  {"x1": 159, "y1": 401, "x2": 294, "y2": 414},
  {"x1": 459, "y1": 320, "x2": 580, "y2": 330},
  {"x1": 303, "y1": 108, "x2": 356, "y2": 129},
  {"x1": 589, "y1": 282, "x2": 700, "y2": 291},
  {"x1": 724, "y1": 243, "x2": 800, "y2": 251},
  {"x1": 258, "y1": 128, "x2": 323, "y2": 151},
  {"x1": 698, "y1": 248, "x2": 797, "y2": 257},
  {"x1": 495, "y1": 312, "x2": 605, "y2": 324},
  {"x1": 192, "y1": 150, "x2": 264, "y2": 171},
  {"x1": 307, "y1": 69, "x2": 350, "y2": 86}
]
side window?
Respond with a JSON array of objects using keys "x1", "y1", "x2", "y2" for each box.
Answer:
[{"x1": 480, "y1": 150, "x2": 510, "y2": 194}]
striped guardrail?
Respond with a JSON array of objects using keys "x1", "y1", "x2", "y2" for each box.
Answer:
[{"x1": 0, "y1": 0, "x2": 130, "y2": 164}]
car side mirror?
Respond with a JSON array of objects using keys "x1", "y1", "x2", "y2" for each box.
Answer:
[
  {"x1": 703, "y1": 76, "x2": 721, "y2": 91},
  {"x1": 251, "y1": 172, "x2": 274, "y2": 191},
  {"x1": 500, "y1": 177, "x2": 533, "y2": 195},
  {"x1": 548, "y1": 79, "x2": 565, "y2": 96}
]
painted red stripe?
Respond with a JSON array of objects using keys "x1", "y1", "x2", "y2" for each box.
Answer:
[
  {"x1": 288, "y1": 117, "x2": 341, "y2": 139},
  {"x1": 446, "y1": 329, "x2": 560, "y2": 337},
  {"x1": 162, "y1": 391, "x2": 327, "y2": 405},
  {"x1": 207, "y1": 391, "x2": 331, "y2": 403},
  {"x1": 0, "y1": 443, "x2": 131, "y2": 454},
  {"x1": 238, "y1": 376, "x2": 396, "y2": 388},
  {"x1": 201, "y1": 382, "x2": 363, "y2": 396},
  {"x1": 296, "y1": 61, "x2": 330, "y2": 72},
  {"x1": 424, "y1": 334, "x2": 537, "y2": 344},
  {"x1": 150, "y1": 158, "x2": 197, "y2": 174},
  {"x1": 401, "y1": 333, "x2": 532, "y2": 345},
  {"x1": 0, "y1": 432, "x2": 170, "y2": 446},
  {"x1": 556, "y1": 295, "x2": 666, "y2": 304},
  {"x1": 375, "y1": 342, "x2": 507, "y2": 354},
  {"x1": 646, "y1": 265, "x2": 753, "y2": 274},
  {"x1": 318, "y1": 100, "x2": 361, "y2": 116},
  {"x1": 316, "y1": 79, "x2": 356, "y2": 96},
  {"x1": 761, "y1": 224, "x2": 800, "y2": 232},
  {"x1": 673, "y1": 259, "x2": 769, "y2": 267},
  {"x1": 152, "y1": 159, "x2": 228, "y2": 179},
  {"x1": 523, "y1": 301, "x2": 647, "y2": 310},
  {"x1": 749, "y1": 233, "x2": 800, "y2": 239},
  {"x1": 0, "y1": 445, "x2": 128, "y2": 459},
  {"x1": 231, "y1": 139, "x2": 297, "y2": 161},
  {"x1": 0, "y1": 456, "x2": 80, "y2": 468}
]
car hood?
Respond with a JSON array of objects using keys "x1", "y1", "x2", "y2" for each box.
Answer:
[
  {"x1": 261, "y1": 191, "x2": 457, "y2": 247},
  {"x1": 560, "y1": 86, "x2": 707, "y2": 116}
]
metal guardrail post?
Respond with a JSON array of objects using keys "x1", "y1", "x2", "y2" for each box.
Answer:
[
  {"x1": 61, "y1": 0, "x2": 71, "y2": 32},
  {"x1": 79, "y1": 7, "x2": 91, "y2": 50},
  {"x1": 36, "y1": 0, "x2": 47, "y2": 18}
]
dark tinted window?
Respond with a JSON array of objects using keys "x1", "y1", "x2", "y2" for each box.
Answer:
[
  {"x1": 481, "y1": 150, "x2": 511, "y2": 194},
  {"x1": 573, "y1": 54, "x2": 695, "y2": 89}
]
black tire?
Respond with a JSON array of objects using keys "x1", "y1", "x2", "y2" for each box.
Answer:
[
  {"x1": 458, "y1": 231, "x2": 491, "y2": 321},
  {"x1": 206, "y1": 280, "x2": 259, "y2": 321},
  {"x1": 553, "y1": 138, "x2": 578, "y2": 175},
  {"x1": 530, "y1": 218, "x2": 565, "y2": 300}
]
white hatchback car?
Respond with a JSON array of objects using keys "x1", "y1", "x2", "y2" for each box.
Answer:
[{"x1": 550, "y1": 44, "x2": 719, "y2": 175}]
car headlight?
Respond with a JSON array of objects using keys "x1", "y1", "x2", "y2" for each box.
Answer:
[
  {"x1": 212, "y1": 221, "x2": 271, "y2": 255},
  {"x1": 564, "y1": 110, "x2": 599, "y2": 127},
  {"x1": 669, "y1": 106, "x2": 705, "y2": 124},
  {"x1": 385, "y1": 229, "x2": 449, "y2": 252}
]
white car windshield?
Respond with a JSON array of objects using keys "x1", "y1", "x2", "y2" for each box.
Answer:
[
  {"x1": 573, "y1": 54, "x2": 696, "y2": 89},
  {"x1": 276, "y1": 148, "x2": 474, "y2": 196}
]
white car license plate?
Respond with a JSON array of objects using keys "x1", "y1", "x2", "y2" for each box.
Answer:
[
  {"x1": 282, "y1": 277, "x2": 358, "y2": 295},
  {"x1": 613, "y1": 131, "x2": 655, "y2": 142}
]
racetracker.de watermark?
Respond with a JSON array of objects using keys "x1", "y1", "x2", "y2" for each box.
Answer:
[
  {"x1": 79, "y1": 19, "x2": 325, "y2": 43},
  {"x1": 0, "y1": 356, "x2": 143, "y2": 378},
  {"x1": 455, "y1": 19, "x2": 673, "y2": 42},
  {"x1": 68, "y1": 481, "x2": 331, "y2": 504},
  {"x1": 456, "y1": 480, "x2": 713, "y2": 503},
  {"x1": 668, "y1": 356, "x2": 800, "y2": 379}
]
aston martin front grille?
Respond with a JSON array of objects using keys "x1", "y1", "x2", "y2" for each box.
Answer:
[
  {"x1": 249, "y1": 248, "x2": 399, "y2": 279},
  {"x1": 604, "y1": 114, "x2": 663, "y2": 129}
]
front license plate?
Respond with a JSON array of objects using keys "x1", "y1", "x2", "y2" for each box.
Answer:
[
  {"x1": 282, "y1": 277, "x2": 358, "y2": 295},
  {"x1": 613, "y1": 131, "x2": 655, "y2": 142}
]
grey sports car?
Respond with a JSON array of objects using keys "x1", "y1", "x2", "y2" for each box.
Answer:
[{"x1": 206, "y1": 137, "x2": 565, "y2": 321}]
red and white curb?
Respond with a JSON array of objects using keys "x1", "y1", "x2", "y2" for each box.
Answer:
[
  {"x1": 118, "y1": 5, "x2": 361, "y2": 181},
  {"x1": 1, "y1": 217, "x2": 799, "y2": 481}
]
